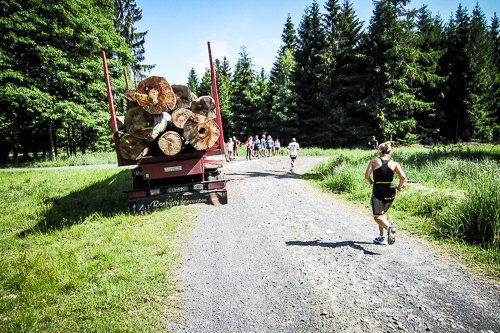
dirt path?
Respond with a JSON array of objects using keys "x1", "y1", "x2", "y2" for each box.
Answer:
[{"x1": 165, "y1": 156, "x2": 500, "y2": 332}]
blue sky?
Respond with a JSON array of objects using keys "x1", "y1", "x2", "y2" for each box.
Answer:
[{"x1": 135, "y1": 0, "x2": 498, "y2": 86}]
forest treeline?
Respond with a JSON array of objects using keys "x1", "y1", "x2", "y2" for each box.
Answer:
[
  {"x1": 0, "y1": 0, "x2": 152, "y2": 164},
  {"x1": 1, "y1": 0, "x2": 499, "y2": 164},
  {"x1": 190, "y1": 0, "x2": 500, "y2": 148}
]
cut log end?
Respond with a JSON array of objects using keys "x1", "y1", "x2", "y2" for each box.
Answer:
[
  {"x1": 172, "y1": 85, "x2": 192, "y2": 110},
  {"x1": 171, "y1": 108, "x2": 194, "y2": 129},
  {"x1": 119, "y1": 134, "x2": 149, "y2": 160},
  {"x1": 158, "y1": 131, "x2": 184, "y2": 156},
  {"x1": 183, "y1": 114, "x2": 220, "y2": 151},
  {"x1": 135, "y1": 76, "x2": 176, "y2": 114},
  {"x1": 191, "y1": 95, "x2": 216, "y2": 120}
]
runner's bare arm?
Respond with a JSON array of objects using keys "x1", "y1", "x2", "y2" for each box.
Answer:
[
  {"x1": 365, "y1": 161, "x2": 374, "y2": 186},
  {"x1": 393, "y1": 162, "x2": 406, "y2": 191}
]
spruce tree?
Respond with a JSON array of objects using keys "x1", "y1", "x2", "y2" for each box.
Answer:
[
  {"x1": 293, "y1": 1, "x2": 327, "y2": 146},
  {"x1": 466, "y1": 4, "x2": 496, "y2": 141},
  {"x1": 440, "y1": 4, "x2": 471, "y2": 142},
  {"x1": 187, "y1": 68, "x2": 199, "y2": 97},
  {"x1": 359, "y1": 0, "x2": 435, "y2": 142},
  {"x1": 198, "y1": 67, "x2": 212, "y2": 96},
  {"x1": 268, "y1": 14, "x2": 298, "y2": 142},
  {"x1": 321, "y1": 0, "x2": 365, "y2": 147},
  {"x1": 230, "y1": 45, "x2": 257, "y2": 137},
  {"x1": 413, "y1": 5, "x2": 446, "y2": 144},
  {"x1": 489, "y1": 13, "x2": 500, "y2": 139},
  {"x1": 113, "y1": 0, "x2": 154, "y2": 81},
  {"x1": 215, "y1": 57, "x2": 233, "y2": 135}
]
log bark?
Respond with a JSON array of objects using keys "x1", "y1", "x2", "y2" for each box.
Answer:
[
  {"x1": 134, "y1": 76, "x2": 176, "y2": 114},
  {"x1": 125, "y1": 106, "x2": 171, "y2": 142},
  {"x1": 158, "y1": 131, "x2": 185, "y2": 156},
  {"x1": 108, "y1": 115, "x2": 125, "y2": 131},
  {"x1": 119, "y1": 133, "x2": 149, "y2": 160},
  {"x1": 191, "y1": 95, "x2": 216, "y2": 120},
  {"x1": 124, "y1": 89, "x2": 137, "y2": 102},
  {"x1": 183, "y1": 113, "x2": 220, "y2": 151},
  {"x1": 171, "y1": 108, "x2": 194, "y2": 129},
  {"x1": 171, "y1": 85, "x2": 192, "y2": 110}
]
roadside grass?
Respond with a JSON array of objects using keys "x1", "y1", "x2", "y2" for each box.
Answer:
[
  {"x1": 303, "y1": 144, "x2": 500, "y2": 282},
  {"x1": 0, "y1": 169, "x2": 191, "y2": 332},
  {"x1": 2, "y1": 152, "x2": 117, "y2": 169}
]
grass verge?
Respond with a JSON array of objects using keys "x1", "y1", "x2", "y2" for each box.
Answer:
[
  {"x1": 2, "y1": 152, "x2": 117, "y2": 169},
  {"x1": 302, "y1": 144, "x2": 500, "y2": 284},
  {"x1": 0, "y1": 168, "x2": 191, "y2": 332}
]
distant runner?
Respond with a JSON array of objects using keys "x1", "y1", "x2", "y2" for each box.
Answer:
[{"x1": 287, "y1": 138, "x2": 300, "y2": 173}]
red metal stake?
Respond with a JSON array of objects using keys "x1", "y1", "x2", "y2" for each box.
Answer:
[
  {"x1": 207, "y1": 41, "x2": 225, "y2": 155},
  {"x1": 101, "y1": 51, "x2": 123, "y2": 166}
]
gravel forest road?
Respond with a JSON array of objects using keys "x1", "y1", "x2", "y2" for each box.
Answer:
[{"x1": 165, "y1": 156, "x2": 500, "y2": 333}]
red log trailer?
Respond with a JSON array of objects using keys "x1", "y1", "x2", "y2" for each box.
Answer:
[{"x1": 102, "y1": 42, "x2": 228, "y2": 214}]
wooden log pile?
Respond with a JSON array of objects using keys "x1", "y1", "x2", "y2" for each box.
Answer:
[{"x1": 114, "y1": 76, "x2": 220, "y2": 160}]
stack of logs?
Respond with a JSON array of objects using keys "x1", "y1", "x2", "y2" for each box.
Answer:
[{"x1": 111, "y1": 76, "x2": 220, "y2": 160}]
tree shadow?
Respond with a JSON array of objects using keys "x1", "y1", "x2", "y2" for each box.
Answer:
[
  {"x1": 286, "y1": 239, "x2": 381, "y2": 255},
  {"x1": 19, "y1": 169, "x2": 131, "y2": 236}
]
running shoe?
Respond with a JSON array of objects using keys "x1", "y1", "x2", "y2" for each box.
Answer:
[
  {"x1": 387, "y1": 225, "x2": 398, "y2": 245},
  {"x1": 373, "y1": 236, "x2": 387, "y2": 245}
]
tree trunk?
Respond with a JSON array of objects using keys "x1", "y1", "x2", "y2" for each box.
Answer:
[
  {"x1": 183, "y1": 113, "x2": 220, "y2": 151},
  {"x1": 47, "y1": 121, "x2": 56, "y2": 161},
  {"x1": 158, "y1": 131, "x2": 185, "y2": 156},
  {"x1": 134, "y1": 76, "x2": 176, "y2": 114},
  {"x1": 125, "y1": 106, "x2": 171, "y2": 142},
  {"x1": 0, "y1": 149, "x2": 9, "y2": 165},
  {"x1": 119, "y1": 133, "x2": 149, "y2": 160},
  {"x1": 171, "y1": 85, "x2": 192, "y2": 110},
  {"x1": 191, "y1": 95, "x2": 216, "y2": 120},
  {"x1": 171, "y1": 108, "x2": 194, "y2": 129}
]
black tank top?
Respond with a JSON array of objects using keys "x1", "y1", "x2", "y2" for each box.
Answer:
[{"x1": 373, "y1": 158, "x2": 394, "y2": 183}]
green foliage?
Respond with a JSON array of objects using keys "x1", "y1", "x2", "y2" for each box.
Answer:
[
  {"x1": 187, "y1": 67, "x2": 200, "y2": 96},
  {"x1": 0, "y1": 0, "x2": 133, "y2": 163},
  {"x1": 113, "y1": 0, "x2": 155, "y2": 80}
]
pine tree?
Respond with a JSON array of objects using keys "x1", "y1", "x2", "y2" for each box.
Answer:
[
  {"x1": 413, "y1": 5, "x2": 446, "y2": 144},
  {"x1": 187, "y1": 68, "x2": 199, "y2": 97},
  {"x1": 489, "y1": 13, "x2": 500, "y2": 139},
  {"x1": 113, "y1": 0, "x2": 154, "y2": 81},
  {"x1": 293, "y1": 1, "x2": 327, "y2": 146},
  {"x1": 359, "y1": 0, "x2": 436, "y2": 142},
  {"x1": 268, "y1": 14, "x2": 298, "y2": 142},
  {"x1": 230, "y1": 45, "x2": 257, "y2": 137},
  {"x1": 440, "y1": 4, "x2": 471, "y2": 142},
  {"x1": 466, "y1": 4, "x2": 496, "y2": 141},
  {"x1": 321, "y1": 0, "x2": 365, "y2": 147},
  {"x1": 215, "y1": 57, "x2": 233, "y2": 135},
  {"x1": 198, "y1": 67, "x2": 212, "y2": 96}
]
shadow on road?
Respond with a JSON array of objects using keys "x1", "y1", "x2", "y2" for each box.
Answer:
[{"x1": 286, "y1": 239, "x2": 381, "y2": 255}]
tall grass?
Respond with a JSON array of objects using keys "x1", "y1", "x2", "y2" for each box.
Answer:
[
  {"x1": 2, "y1": 152, "x2": 117, "y2": 169},
  {"x1": 0, "y1": 169, "x2": 190, "y2": 332},
  {"x1": 308, "y1": 144, "x2": 500, "y2": 278}
]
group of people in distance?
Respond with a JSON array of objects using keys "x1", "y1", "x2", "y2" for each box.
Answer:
[
  {"x1": 224, "y1": 135, "x2": 300, "y2": 173},
  {"x1": 244, "y1": 135, "x2": 281, "y2": 160}
]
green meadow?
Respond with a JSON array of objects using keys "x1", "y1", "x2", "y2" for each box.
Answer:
[
  {"x1": 303, "y1": 144, "x2": 500, "y2": 281},
  {"x1": 0, "y1": 168, "x2": 191, "y2": 332}
]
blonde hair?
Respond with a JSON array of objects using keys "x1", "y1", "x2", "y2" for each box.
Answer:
[{"x1": 378, "y1": 142, "x2": 392, "y2": 155}]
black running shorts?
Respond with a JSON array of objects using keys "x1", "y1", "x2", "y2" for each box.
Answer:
[{"x1": 371, "y1": 196, "x2": 393, "y2": 215}]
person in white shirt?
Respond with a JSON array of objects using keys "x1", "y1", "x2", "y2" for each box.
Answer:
[{"x1": 287, "y1": 138, "x2": 300, "y2": 173}]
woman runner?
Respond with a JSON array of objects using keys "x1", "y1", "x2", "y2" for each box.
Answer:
[{"x1": 364, "y1": 142, "x2": 406, "y2": 245}]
